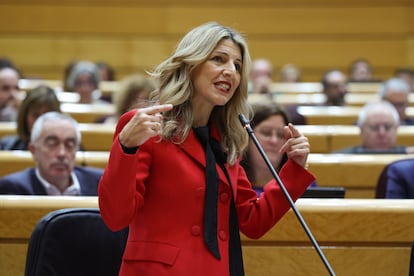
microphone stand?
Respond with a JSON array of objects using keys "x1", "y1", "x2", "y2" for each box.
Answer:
[{"x1": 239, "y1": 114, "x2": 336, "y2": 276}]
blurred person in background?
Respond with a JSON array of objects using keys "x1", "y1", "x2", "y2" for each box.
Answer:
[
  {"x1": 241, "y1": 101, "x2": 316, "y2": 196},
  {"x1": 95, "y1": 74, "x2": 156, "y2": 125},
  {"x1": 0, "y1": 111, "x2": 102, "y2": 195},
  {"x1": 279, "y1": 63, "x2": 301, "y2": 83},
  {"x1": 394, "y1": 67, "x2": 414, "y2": 92},
  {"x1": 0, "y1": 85, "x2": 61, "y2": 150},
  {"x1": 336, "y1": 101, "x2": 414, "y2": 154},
  {"x1": 65, "y1": 60, "x2": 108, "y2": 104},
  {"x1": 321, "y1": 69, "x2": 348, "y2": 106},
  {"x1": 348, "y1": 58, "x2": 375, "y2": 82},
  {"x1": 96, "y1": 61, "x2": 116, "y2": 81},
  {"x1": 248, "y1": 58, "x2": 274, "y2": 94},
  {"x1": 0, "y1": 65, "x2": 21, "y2": 121},
  {"x1": 378, "y1": 77, "x2": 414, "y2": 125}
]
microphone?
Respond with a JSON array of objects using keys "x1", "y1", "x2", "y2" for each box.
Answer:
[{"x1": 239, "y1": 113, "x2": 336, "y2": 276}]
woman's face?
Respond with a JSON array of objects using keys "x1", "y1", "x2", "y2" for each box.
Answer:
[
  {"x1": 191, "y1": 39, "x2": 242, "y2": 113},
  {"x1": 249, "y1": 114, "x2": 287, "y2": 169},
  {"x1": 26, "y1": 105, "x2": 52, "y2": 134},
  {"x1": 74, "y1": 73, "x2": 97, "y2": 98}
]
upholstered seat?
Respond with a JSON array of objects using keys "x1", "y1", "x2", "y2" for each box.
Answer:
[{"x1": 25, "y1": 208, "x2": 128, "y2": 276}]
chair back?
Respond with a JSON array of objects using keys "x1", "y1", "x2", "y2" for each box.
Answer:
[
  {"x1": 25, "y1": 208, "x2": 128, "y2": 276},
  {"x1": 375, "y1": 163, "x2": 391, "y2": 198},
  {"x1": 410, "y1": 241, "x2": 414, "y2": 276}
]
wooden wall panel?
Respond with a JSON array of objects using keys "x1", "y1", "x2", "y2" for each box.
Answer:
[
  {"x1": 167, "y1": 7, "x2": 406, "y2": 35},
  {"x1": 0, "y1": 0, "x2": 411, "y2": 5},
  {"x1": 0, "y1": 36, "x2": 171, "y2": 79},
  {"x1": 0, "y1": 5, "x2": 166, "y2": 35},
  {"x1": 0, "y1": 2, "x2": 412, "y2": 80}
]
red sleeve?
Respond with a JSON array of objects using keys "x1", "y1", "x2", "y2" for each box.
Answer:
[
  {"x1": 98, "y1": 109, "x2": 149, "y2": 231},
  {"x1": 236, "y1": 159, "x2": 316, "y2": 239}
]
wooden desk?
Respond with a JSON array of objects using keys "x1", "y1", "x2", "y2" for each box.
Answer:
[
  {"x1": 60, "y1": 103, "x2": 115, "y2": 123},
  {"x1": 242, "y1": 198, "x2": 414, "y2": 276},
  {"x1": 0, "y1": 122, "x2": 115, "y2": 151},
  {"x1": 0, "y1": 196, "x2": 412, "y2": 276},
  {"x1": 18, "y1": 79, "x2": 120, "y2": 97},
  {"x1": 0, "y1": 150, "x2": 411, "y2": 198},
  {"x1": 307, "y1": 153, "x2": 413, "y2": 198},
  {"x1": 1, "y1": 151, "x2": 411, "y2": 199},
  {"x1": 0, "y1": 151, "x2": 109, "y2": 177},
  {"x1": 271, "y1": 93, "x2": 414, "y2": 107},
  {"x1": 296, "y1": 125, "x2": 414, "y2": 153},
  {"x1": 298, "y1": 106, "x2": 414, "y2": 125},
  {"x1": 270, "y1": 82, "x2": 381, "y2": 94}
]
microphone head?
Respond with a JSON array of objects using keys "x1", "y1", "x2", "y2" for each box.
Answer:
[{"x1": 238, "y1": 114, "x2": 250, "y2": 127}]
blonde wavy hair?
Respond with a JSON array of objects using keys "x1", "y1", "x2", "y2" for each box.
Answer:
[{"x1": 149, "y1": 22, "x2": 252, "y2": 165}]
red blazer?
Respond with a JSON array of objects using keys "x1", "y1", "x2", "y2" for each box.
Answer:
[{"x1": 99, "y1": 110, "x2": 316, "y2": 276}]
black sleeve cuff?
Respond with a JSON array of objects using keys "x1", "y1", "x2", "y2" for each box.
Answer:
[{"x1": 120, "y1": 143, "x2": 139, "y2": 154}]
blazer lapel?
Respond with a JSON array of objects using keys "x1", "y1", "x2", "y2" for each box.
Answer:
[
  {"x1": 30, "y1": 169, "x2": 48, "y2": 195},
  {"x1": 180, "y1": 128, "x2": 229, "y2": 186}
]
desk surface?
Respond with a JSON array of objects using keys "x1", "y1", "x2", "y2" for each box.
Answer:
[{"x1": 1, "y1": 197, "x2": 413, "y2": 275}]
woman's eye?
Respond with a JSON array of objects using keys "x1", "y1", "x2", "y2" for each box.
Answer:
[
  {"x1": 235, "y1": 63, "x2": 242, "y2": 72},
  {"x1": 212, "y1": 56, "x2": 223, "y2": 62}
]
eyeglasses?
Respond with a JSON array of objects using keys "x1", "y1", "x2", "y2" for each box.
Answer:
[
  {"x1": 364, "y1": 123, "x2": 397, "y2": 132},
  {"x1": 256, "y1": 128, "x2": 285, "y2": 140}
]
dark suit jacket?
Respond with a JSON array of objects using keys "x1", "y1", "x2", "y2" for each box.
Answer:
[
  {"x1": 335, "y1": 145, "x2": 407, "y2": 154},
  {"x1": 0, "y1": 135, "x2": 28, "y2": 150},
  {"x1": 385, "y1": 158, "x2": 414, "y2": 198},
  {"x1": 0, "y1": 166, "x2": 103, "y2": 195}
]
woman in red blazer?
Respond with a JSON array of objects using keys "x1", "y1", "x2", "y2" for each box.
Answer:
[{"x1": 99, "y1": 22, "x2": 316, "y2": 276}]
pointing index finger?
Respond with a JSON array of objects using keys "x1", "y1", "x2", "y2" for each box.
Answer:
[
  {"x1": 287, "y1": 123, "x2": 302, "y2": 138},
  {"x1": 144, "y1": 104, "x2": 173, "y2": 115}
]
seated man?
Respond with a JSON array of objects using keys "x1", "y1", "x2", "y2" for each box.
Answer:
[
  {"x1": 248, "y1": 58, "x2": 274, "y2": 94},
  {"x1": 336, "y1": 100, "x2": 414, "y2": 154},
  {"x1": 321, "y1": 69, "x2": 348, "y2": 106},
  {"x1": 385, "y1": 158, "x2": 414, "y2": 199},
  {"x1": 378, "y1": 77, "x2": 414, "y2": 125},
  {"x1": 0, "y1": 112, "x2": 103, "y2": 195},
  {"x1": 0, "y1": 65, "x2": 20, "y2": 121}
]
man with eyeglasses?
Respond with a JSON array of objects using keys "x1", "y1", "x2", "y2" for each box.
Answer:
[
  {"x1": 378, "y1": 77, "x2": 414, "y2": 125},
  {"x1": 0, "y1": 112, "x2": 103, "y2": 195},
  {"x1": 0, "y1": 66, "x2": 20, "y2": 121},
  {"x1": 336, "y1": 100, "x2": 414, "y2": 154}
]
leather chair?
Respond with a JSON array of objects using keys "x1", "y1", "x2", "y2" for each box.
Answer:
[
  {"x1": 375, "y1": 163, "x2": 391, "y2": 198},
  {"x1": 25, "y1": 208, "x2": 128, "y2": 276},
  {"x1": 410, "y1": 240, "x2": 414, "y2": 276}
]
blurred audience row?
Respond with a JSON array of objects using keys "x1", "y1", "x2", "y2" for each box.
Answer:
[
  {"x1": 1, "y1": 56, "x2": 414, "y2": 198},
  {"x1": 249, "y1": 58, "x2": 414, "y2": 94}
]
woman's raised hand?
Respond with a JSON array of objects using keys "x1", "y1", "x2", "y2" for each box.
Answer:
[{"x1": 118, "y1": 104, "x2": 173, "y2": 148}]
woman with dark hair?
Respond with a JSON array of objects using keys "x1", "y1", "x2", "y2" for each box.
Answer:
[
  {"x1": 240, "y1": 101, "x2": 290, "y2": 195},
  {"x1": 0, "y1": 85, "x2": 61, "y2": 150}
]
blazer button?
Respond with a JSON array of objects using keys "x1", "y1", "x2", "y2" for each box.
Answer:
[
  {"x1": 191, "y1": 225, "x2": 201, "y2": 236},
  {"x1": 219, "y1": 230, "x2": 227, "y2": 241},
  {"x1": 220, "y1": 192, "x2": 229, "y2": 203}
]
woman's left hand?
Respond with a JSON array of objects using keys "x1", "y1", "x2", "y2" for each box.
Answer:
[{"x1": 279, "y1": 123, "x2": 310, "y2": 168}]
